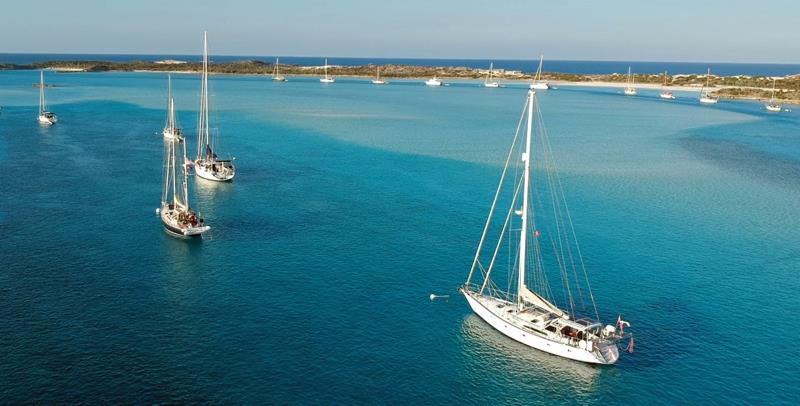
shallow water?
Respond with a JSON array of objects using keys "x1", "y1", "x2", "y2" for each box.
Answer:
[{"x1": 1, "y1": 70, "x2": 798, "y2": 404}]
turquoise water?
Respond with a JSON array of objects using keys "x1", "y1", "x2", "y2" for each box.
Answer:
[{"x1": 1, "y1": 70, "x2": 799, "y2": 404}]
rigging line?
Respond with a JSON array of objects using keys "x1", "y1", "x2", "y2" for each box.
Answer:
[
  {"x1": 536, "y1": 107, "x2": 600, "y2": 321},
  {"x1": 466, "y1": 97, "x2": 529, "y2": 287},
  {"x1": 479, "y1": 177, "x2": 524, "y2": 295}
]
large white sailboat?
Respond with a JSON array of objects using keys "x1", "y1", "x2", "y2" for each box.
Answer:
[
  {"x1": 159, "y1": 77, "x2": 210, "y2": 238},
  {"x1": 765, "y1": 78, "x2": 782, "y2": 112},
  {"x1": 272, "y1": 57, "x2": 287, "y2": 82},
  {"x1": 699, "y1": 68, "x2": 719, "y2": 104},
  {"x1": 194, "y1": 31, "x2": 236, "y2": 182},
  {"x1": 623, "y1": 67, "x2": 637, "y2": 96},
  {"x1": 460, "y1": 90, "x2": 628, "y2": 365},
  {"x1": 37, "y1": 70, "x2": 57, "y2": 125},
  {"x1": 659, "y1": 71, "x2": 676, "y2": 99},
  {"x1": 484, "y1": 62, "x2": 500, "y2": 88},
  {"x1": 530, "y1": 55, "x2": 550, "y2": 90},
  {"x1": 372, "y1": 66, "x2": 387, "y2": 85},
  {"x1": 320, "y1": 58, "x2": 335, "y2": 83},
  {"x1": 163, "y1": 75, "x2": 182, "y2": 140}
]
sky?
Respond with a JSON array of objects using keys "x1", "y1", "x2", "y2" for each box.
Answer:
[{"x1": 1, "y1": 0, "x2": 799, "y2": 63}]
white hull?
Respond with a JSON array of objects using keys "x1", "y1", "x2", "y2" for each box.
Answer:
[
  {"x1": 372, "y1": 80, "x2": 387, "y2": 85},
  {"x1": 272, "y1": 76, "x2": 287, "y2": 82},
  {"x1": 484, "y1": 82, "x2": 500, "y2": 88},
  {"x1": 425, "y1": 79, "x2": 443, "y2": 86},
  {"x1": 659, "y1": 92, "x2": 676, "y2": 100},
  {"x1": 699, "y1": 96, "x2": 719, "y2": 104},
  {"x1": 194, "y1": 159, "x2": 235, "y2": 182},
  {"x1": 38, "y1": 113, "x2": 57, "y2": 125},
  {"x1": 162, "y1": 128, "x2": 181, "y2": 140},
  {"x1": 320, "y1": 77, "x2": 335, "y2": 83},
  {"x1": 623, "y1": 88, "x2": 637, "y2": 96},
  {"x1": 530, "y1": 82, "x2": 550, "y2": 90},
  {"x1": 462, "y1": 290, "x2": 618, "y2": 365},
  {"x1": 765, "y1": 104, "x2": 782, "y2": 112},
  {"x1": 159, "y1": 205, "x2": 210, "y2": 237}
]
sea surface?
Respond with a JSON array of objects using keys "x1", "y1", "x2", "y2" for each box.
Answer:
[
  {"x1": 3, "y1": 53, "x2": 800, "y2": 76},
  {"x1": 1, "y1": 70, "x2": 799, "y2": 404}
]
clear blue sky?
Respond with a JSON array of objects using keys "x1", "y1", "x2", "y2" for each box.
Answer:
[{"x1": 2, "y1": 0, "x2": 799, "y2": 63}]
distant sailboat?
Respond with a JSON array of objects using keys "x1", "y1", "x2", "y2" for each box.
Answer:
[
  {"x1": 320, "y1": 58, "x2": 335, "y2": 83},
  {"x1": 163, "y1": 75, "x2": 182, "y2": 140},
  {"x1": 699, "y1": 68, "x2": 719, "y2": 104},
  {"x1": 659, "y1": 71, "x2": 676, "y2": 99},
  {"x1": 765, "y1": 78, "x2": 782, "y2": 112},
  {"x1": 461, "y1": 90, "x2": 627, "y2": 365},
  {"x1": 623, "y1": 67, "x2": 637, "y2": 96},
  {"x1": 530, "y1": 55, "x2": 550, "y2": 90},
  {"x1": 425, "y1": 76, "x2": 443, "y2": 86},
  {"x1": 194, "y1": 31, "x2": 236, "y2": 182},
  {"x1": 372, "y1": 66, "x2": 387, "y2": 85},
  {"x1": 484, "y1": 62, "x2": 500, "y2": 88},
  {"x1": 159, "y1": 76, "x2": 210, "y2": 237},
  {"x1": 37, "y1": 70, "x2": 57, "y2": 125},
  {"x1": 272, "y1": 57, "x2": 287, "y2": 81}
]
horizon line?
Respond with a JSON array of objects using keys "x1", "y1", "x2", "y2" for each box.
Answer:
[{"x1": 1, "y1": 51, "x2": 799, "y2": 66}]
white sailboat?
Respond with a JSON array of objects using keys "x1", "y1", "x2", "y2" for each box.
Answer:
[
  {"x1": 484, "y1": 62, "x2": 500, "y2": 88},
  {"x1": 320, "y1": 58, "x2": 335, "y2": 83},
  {"x1": 699, "y1": 68, "x2": 719, "y2": 104},
  {"x1": 460, "y1": 90, "x2": 628, "y2": 365},
  {"x1": 272, "y1": 57, "x2": 287, "y2": 81},
  {"x1": 37, "y1": 70, "x2": 57, "y2": 125},
  {"x1": 765, "y1": 78, "x2": 782, "y2": 112},
  {"x1": 425, "y1": 76, "x2": 443, "y2": 86},
  {"x1": 659, "y1": 71, "x2": 676, "y2": 99},
  {"x1": 530, "y1": 55, "x2": 550, "y2": 90},
  {"x1": 372, "y1": 66, "x2": 387, "y2": 85},
  {"x1": 158, "y1": 78, "x2": 210, "y2": 237},
  {"x1": 194, "y1": 31, "x2": 236, "y2": 182},
  {"x1": 623, "y1": 67, "x2": 637, "y2": 96},
  {"x1": 162, "y1": 75, "x2": 182, "y2": 140}
]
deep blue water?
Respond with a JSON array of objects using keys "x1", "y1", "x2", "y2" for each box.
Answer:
[
  {"x1": 1, "y1": 71, "x2": 799, "y2": 404},
  {"x1": 3, "y1": 53, "x2": 800, "y2": 76}
]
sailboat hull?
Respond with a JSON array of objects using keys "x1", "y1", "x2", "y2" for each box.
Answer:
[
  {"x1": 462, "y1": 290, "x2": 618, "y2": 365},
  {"x1": 530, "y1": 82, "x2": 550, "y2": 90},
  {"x1": 159, "y1": 206, "x2": 210, "y2": 237},
  {"x1": 699, "y1": 97, "x2": 719, "y2": 104},
  {"x1": 195, "y1": 159, "x2": 235, "y2": 182},
  {"x1": 38, "y1": 113, "x2": 57, "y2": 125},
  {"x1": 484, "y1": 82, "x2": 500, "y2": 88},
  {"x1": 765, "y1": 104, "x2": 782, "y2": 112}
]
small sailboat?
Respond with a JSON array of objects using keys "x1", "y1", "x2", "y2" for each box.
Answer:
[
  {"x1": 425, "y1": 77, "x2": 443, "y2": 86},
  {"x1": 37, "y1": 70, "x2": 57, "y2": 125},
  {"x1": 320, "y1": 58, "x2": 335, "y2": 83},
  {"x1": 659, "y1": 71, "x2": 676, "y2": 99},
  {"x1": 461, "y1": 90, "x2": 627, "y2": 365},
  {"x1": 765, "y1": 78, "x2": 782, "y2": 112},
  {"x1": 699, "y1": 68, "x2": 719, "y2": 104},
  {"x1": 484, "y1": 62, "x2": 500, "y2": 88},
  {"x1": 272, "y1": 57, "x2": 287, "y2": 81},
  {"x1": 530, "y1": 55, "x2": 550, "y2": 90},
  {"x1": 194, "y1": 31, "x2": 236, "y2": 182},
  {"x1": 163, "y1": 75, "x2": 182, "y2": 140},
  {"x1": 371, "y1": 66, "x2": 387, "y2": 85},
  {"x1": 159, "y1": 78, "x2": 210, "y2": 237},
  {"x1": 623, "y1": 67, "x2": 637, "y2": 96}
]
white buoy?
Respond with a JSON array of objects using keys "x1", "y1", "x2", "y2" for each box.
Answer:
[
  {"x1": 429, "y1": 293, "x2": 450, "y2": 302},
  {"x1": 155, "y1": 208, "x2": 160, "y2": 215}
]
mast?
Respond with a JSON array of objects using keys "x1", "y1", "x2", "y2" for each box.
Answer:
[
  {"x1": 166, "y1": 75, "x2": 174, "y2": 131},
  {"x1": 275, "y1": 57, "x2": 279, "y2": 77},
  {"x1": 376, "y1": 66, "x2": 380, "y2": 81},
  {"x1": 704, "y1": 68, "x2": 711, "y2": 95},
  {"x1": 39, "y1": 70, "x2": 45, "y2": 115},
  {"x1": 535, "y1": 55, "x2": 544, "y2": 81},
  {"x1": 770, "y1": 78, "x2": 776, "y2": 103},
  {"x1": 179, "y1": 135, "x2": 189, "y2": 209},
  {"x1": 518, "y1": 91, "x2": 534, "y2": 310},
  {"x1": 324, "y1": 58, "x2": 329, "y2": 79},
  {"x1": 197, "y1": 31, "x2": 210, "y2": 161}
]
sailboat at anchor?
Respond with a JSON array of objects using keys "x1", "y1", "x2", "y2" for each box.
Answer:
[{"x1": 460, "y1": 90, "x2": 630, "y2": 365}]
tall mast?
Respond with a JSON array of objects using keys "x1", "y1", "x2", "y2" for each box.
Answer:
[
  {"x1": 275, "y1": 57, "x2": 279, "y2": 77},
  {"x1": 771, "y1": 78, "x2": 776, "y2": 102},
  {"x1": 197, "y1": 31, "x2": 210, "y2": 160},
  {"x1": 166, "y1": 75, "x2": 173, "y2": 131},
  {"x1": 180, "y1": 136, "x2": 189, "y2": 208},
  {"x1": 518, "y1": 91, "x2": 534, "y2": 310},
  {"x1": 376, "y1": 66, "x2": 380, "y2": 80},
  {"x1": 324, "y1": 58, "x2": 328, "y2": 78},
  {"x1": 39, "y1": 70, "x2": 45, "y2": 115},
  {"x1": 706, "y1": 68, "x2": 711, "y2": 90}
]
